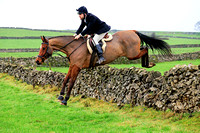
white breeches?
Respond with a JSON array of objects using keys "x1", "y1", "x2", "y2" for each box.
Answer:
[{"x1": 92, "y1": 32, "x2": 108, "y2": 46}]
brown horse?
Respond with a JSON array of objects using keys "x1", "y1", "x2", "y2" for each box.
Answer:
[{"x1": 35, "y1": 30, "x2": 172, "y2": 105}]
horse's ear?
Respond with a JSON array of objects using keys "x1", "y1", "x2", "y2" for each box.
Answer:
[
  {"x1": 41, "y1": 36, "x2": 48, "y2": 43},
  {"x1": 41, "y1": 36, "x2": 45, "y2": 42}
]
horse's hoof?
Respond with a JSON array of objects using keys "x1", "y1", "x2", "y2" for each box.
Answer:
[
  {"x1": 61, "y1": 100, "x2": 67, "y2": 106},
  {"x1": 57, "y1": 95, "x2": 64, "y2": 102},
  {"x1": 147, "y1": 62, "x2": 156, "y2": 68}
]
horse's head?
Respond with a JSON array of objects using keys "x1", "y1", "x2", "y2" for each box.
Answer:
[{"x1": 35, "y1": 36, "x2": 53, "y2": 65}]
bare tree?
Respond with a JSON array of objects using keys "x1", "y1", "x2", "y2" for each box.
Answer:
[{"x1": 194, "y1": 21, "x2": 200, "y2": 31}]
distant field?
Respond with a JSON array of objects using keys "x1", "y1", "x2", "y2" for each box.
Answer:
[
  {"x1": 0, "y1": 38, "x2": 199, "y2": 50},
  {"x1": 0, "y1": 28, "x2": 199, "y2": 57},
  {"x1": 0, "y1": 52, "x2": 38, "y2": 57},
  {"x1": 0, "y1": 51, "x2": 66, "y2": 57},
  {"x1": 149, "y1": 47, "x2": 200, "y2": 55},
  {"x1": 0, "y1": 38, "x2": 199, "y2": 49},
  {"x1": 170, "y1": 47, "x2": 200, "y2": 54},
  {"x1": 0, "y1": 39, "x2": 41, "y2": 49},
  {"x1": 0, "y1": 47, "x2": 200, "y2": 57},
  {"x1": 1, "y1": 28, "x2": 200, "y2": 38},
  {"x1": 165, "y1": 38, "x2": 200, "y2": 45},
  {"x1": 0, "y1": 28, "x2": 74, "y2": 37},
  {"x1": 109, "y1": 59, "x2": 200, "y2": 75},
  {"x1": 144, "y1": 31, "x2": 200, "y2": 38}
]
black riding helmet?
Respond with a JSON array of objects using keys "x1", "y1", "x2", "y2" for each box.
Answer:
[{"x1": 76, "y1": 6, "x2": 88, "y2": 15}]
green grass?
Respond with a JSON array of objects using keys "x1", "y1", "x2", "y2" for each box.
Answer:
[
  {"x1": 0, "y1": 38, "x2": 199, "y2": 50},
  {"x1": 0, "y1": 47, "x2": 199, "y2": 58},
  {"x1": 0, "y1": 51, "x2": 66, "y2": 58},
  {"x1": 165, "y1": 38, "x2": 200, "y2": 45},
  {"x1": 0, "y1": 73, "x2": 199, "y2": 133},
  {"x1": 110, "y1": 59, "x2": 200, "y2": 75},
  {"x1": 36, "y1": 66, "x2": 69, "y2": 73},
  {"x1": 0, "y1": 28, "x2": 199, "y2": 57},
  {"x1": 0, "y1": 52, "x2": 38, "y2": 57},
  {"x1": 0, "y1": 28, "x2": 73, "y2": 37},
  {"x1": 1, "y1": 28, "x2": 199, "y2": 38},
  {"x1": 154, "y1": 32, "x2": 200, "y2": 38},
  {"x1": 0, "y1": 39, "x2": 41, "y2": 49},
  {"x1": 148, "y1": 47, "x2": 200, "y2": 55},
  {"x1": 170, "y1": 47, "x2": 200, "y2": 54}
]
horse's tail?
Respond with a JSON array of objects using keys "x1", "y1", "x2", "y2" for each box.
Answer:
[{"x1": 135, "y1": 31, "x2": 172, "y2": 56}]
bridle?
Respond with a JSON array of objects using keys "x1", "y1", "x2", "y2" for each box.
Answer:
[
  {"x1": 38, "y1": 37, "x2": 87, "y2": 62},
  {"x1": 37, "y1": 42, "x2": 52, "y2": 60},
  {"x1": 56, "y1": 37, "x2": 87, "y2": 61}
]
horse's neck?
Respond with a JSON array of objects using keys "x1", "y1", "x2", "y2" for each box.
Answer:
[{"x1": 49, "y1": 36, "x2": 84, "y2": 54}]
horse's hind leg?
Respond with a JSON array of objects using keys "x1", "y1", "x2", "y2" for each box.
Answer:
[
  {"x1": 141, "y1": 47, "x2": 155, "y2": 68},
  {"x1": 127, "y1": 47, "x2": 155, "y2": 68},
  {"x1": 127, "y1": 47, "x2": 148, "y2": 60},
  {"x1": 141, "y1": 47, "x2": 150, "y2": 68}
]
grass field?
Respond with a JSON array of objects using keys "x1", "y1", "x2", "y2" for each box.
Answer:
[
  {"x1": 0, "y1": 28, "x2": 199, "y2": 57},
  {"x1": 0, "y1": 73, "x2": 199, "y2": 133},
  {"x1": 1, "y1": 28, "x2": 200, "y2": 38},
  {"x1": 148, "y1": 47, "x2": 200, "y2": 55},
  {"x1": 109, "y1": 59, "x2": 200, "y2": 74},
  {"x1": 0, "y1": 36, "x2": 199, "y2": 49},
  {"x1": 0, "y1": 38, "x2": 199, "y2": 49},
  {"x1": 0, "y1": 47, "x2": 199, "y2": 57},
  {"x1": 0, "y1": 39, "x2": 41, "y2": 49},
  {"x1": 0, "y1": 28, "x2": 73, "y2": 37},
  {"x1": 0, "y1": 51, "x2": 66, "y2": 58},
  {"x1": 151, "y1": 31, "x2": 200, "y2": 38},
  {"x1": 0, "y1": 52, "x2": 38, "y2": 57},
  {"x1": 0, "y1": 28, "x2": 199, "y2": 48},
  {"x1": 165, "y1": 38, "x2": 200, "y2": 45}
]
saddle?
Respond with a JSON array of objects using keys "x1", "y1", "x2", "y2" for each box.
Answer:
[{"x1": 87, "y1": 33, "x2": 113, "y2": 54}]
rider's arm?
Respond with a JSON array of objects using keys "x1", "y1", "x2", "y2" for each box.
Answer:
[
  {"x1": 81, "y1": 15, "x2": 96, "y2": 36},
  {"x1": 76, "y1": 20, "x2": 86, "y2": 35}
]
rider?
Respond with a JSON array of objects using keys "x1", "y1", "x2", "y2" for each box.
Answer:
[{"x1": 74, "y1": 6, "x2": 111, "y2": 64}]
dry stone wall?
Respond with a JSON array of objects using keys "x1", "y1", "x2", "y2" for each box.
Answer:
[
  {"x1": 0, "y1": 61, "x2": 199, "y2": 113},
  {"x1": 0, "y1": 62, "x2": 65, "y2": 88},
  {"x1": 0, "y1": 57, "x2": 69, "y2": 67}
]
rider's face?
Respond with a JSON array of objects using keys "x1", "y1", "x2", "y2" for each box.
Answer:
[{"x1": 79, "y1": 13, "x2": 85, "y2": 20}]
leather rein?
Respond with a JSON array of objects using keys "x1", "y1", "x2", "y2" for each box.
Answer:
[
  {"x1": 60, "y1": 37, "x2": 86, "y2": 61},
  {"x1": 38, "y1": 37, "x2": 86, "y2": 62}
]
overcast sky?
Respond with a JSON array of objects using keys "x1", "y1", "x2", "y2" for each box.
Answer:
[{"x1": 0, "y1": 0, "x2": 199, "y2": 32}]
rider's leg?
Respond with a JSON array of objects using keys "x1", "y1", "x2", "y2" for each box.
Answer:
[{"x1": 93, "y1": 33, "x2": 107, "y2": 64}]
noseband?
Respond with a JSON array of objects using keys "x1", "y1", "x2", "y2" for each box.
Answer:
[{"x1": 37, "y1": 42, "x2": 52, "y2": 59}]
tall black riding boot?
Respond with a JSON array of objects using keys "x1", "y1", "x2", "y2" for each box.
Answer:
[{"x1": 96, "y1": 43, "x2": 106, "y2": 64}]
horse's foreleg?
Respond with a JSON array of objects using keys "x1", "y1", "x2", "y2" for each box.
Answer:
[
  {"x1": 61, "y1": 65, "x2": 81, "y2": 106},
  {"x1": 57, "y1": 67, "x2": 72, "y2": 102}
]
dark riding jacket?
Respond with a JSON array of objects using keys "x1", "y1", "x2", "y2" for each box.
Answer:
[{"x1": 76, "y1": 13, "x2": 111, "y2": 36}]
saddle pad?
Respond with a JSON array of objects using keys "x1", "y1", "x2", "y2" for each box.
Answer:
[{"x1": 87, "y1": 34, "x2": 113, "y2": 54}]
